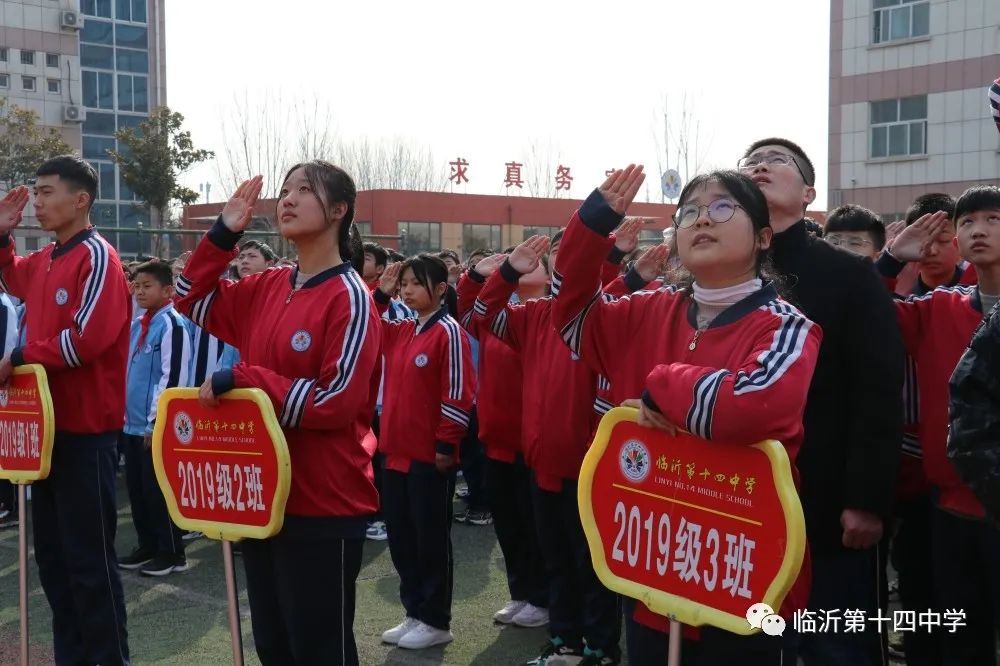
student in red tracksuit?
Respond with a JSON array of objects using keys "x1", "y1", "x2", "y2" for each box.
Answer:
[
  {"x1": 372, "y1": 255, "x2": 475, "y2": 651},
  {"x1": 0, "y1": 156, "x2": 131, "y2": 666},
  {"x1": 873, "y1": 186, "x2": 1000, "y2": 666},
  {"x1": 471, "y1": 236, "x2": 623, "y2": 666},
  {"x1": 175, "y1": 165, "x2": 382, "y2": 666},
  {"x1": 552, "y1": 166, "x2": 821, "y2": 666},
  {"x1": 456, "y1": 260, "x2": 549, "y2": 627}
]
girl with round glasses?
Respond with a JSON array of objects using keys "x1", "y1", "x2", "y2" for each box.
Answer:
[{"x1": 551, "y1": 166, "x2": 821, "y2": 665}]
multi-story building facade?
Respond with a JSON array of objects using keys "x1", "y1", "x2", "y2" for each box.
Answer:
[
  {"x1": 829, "y1": 0, "x2": 1000, "y2": 220},
  {"x1": 78, "y1": 0, "x2": 165, "y2": 255},
  {"x1": 0, "y1": 0, "x2": 164, "y2": 254}
]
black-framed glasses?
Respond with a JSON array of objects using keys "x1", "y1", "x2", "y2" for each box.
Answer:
[
  {"x1": 737, "y1": 152, "x2": 810, "y2": 185},
  {"x1": 673, "y1": 198, "x2": 744, "y2": 229}
]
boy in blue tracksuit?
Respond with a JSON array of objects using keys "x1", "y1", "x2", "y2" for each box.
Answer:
[{"x1": 118, "y1": 261, "x2": 192, "y2": 577}]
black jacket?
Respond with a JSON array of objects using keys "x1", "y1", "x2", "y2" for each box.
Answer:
[
  {"x1": 771, "y1": 220, "x2": 904, "y2": 553},
  {"x1": 948, "y1": 302, "x2": 1000, "y2": 526}
]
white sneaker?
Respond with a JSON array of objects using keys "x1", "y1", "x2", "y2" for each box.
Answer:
[
  {"x1": 512, "y1": 603, "x2": 549, "y2": 628},
  {"x1": 494, "y1": 599, "x2": 527, "y2": 624},
  {"x1": 381, "y1": 617, "x2": 420, "y2": 645},
  {"x1": 366, "y1": 521, "x2": 388, "y2": 541},
  {"x1": 397, "y1": 621, "x2": 454, "y2": 650}
]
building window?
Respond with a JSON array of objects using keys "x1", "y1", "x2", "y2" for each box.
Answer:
[
  {"x1": 82, "y1": 0, "x2": 112, "y2": 18},
  {"x1": 47, "y1": 79, "x2": 61, "y2": 94},
  {"x1": 117, "y1": 74, "x2": 148, "y2": 112},
  {"x1": 46, "y1": 52, "x2": 59, "y2": 68},
  {"x1": 0, "y1": 74, "x2": 8, "y2": 89},
  {"x1": 399, "y1": 222, "x2": 441, "y2": 256},
  {"x1": 116, "y1": 48, "x2": 148, "y2": 74},
  {"x1": 639, "y1": 228, "x2": 664, "y2": 246},
  {"x1": 523, "y1": 225, "x2": 561, "y2": 241},
  {"x1": 115, "y1": 25, "x2": 148, "y2": 49},
  {"x1": 83, "y1": 136, "x2": 116, "y2": 160},
  {"x1": 20, "y1": 50, "x2": 34, "y2": 65},
  {"x1": 0, "y1": 48, "x2": 9, "y2": 63},
  {"x1": 462, "y1": 224, "x2": 502, "y2": 257},
  {"x1": 116, "y1": 0, "x2": 147, "y2": 23},
  {"x1": 83, "y1": 70, "x2": 114, "y2": 109},
  {"x1": 356, "y1": 222, "x2": 372, "y2": 238},
  {"x1": 91, "y1": 161, "x2": 116, "y2": 200},
  {"x1": 81, "y1": 19, "x2": 114, "y2": 46},
  {"x1": 81, "y1": 45, "x2": 114, "y2": 69},
  {"x1": 21, "y1": 76, "x2": 36, "y2": 92},
  {"x1": 82, "y1": 111, "x2": 116, "y2": 136},
  {"x1": 871, "y1": 95, "x2": 927, "y2": 158},
  {"x1": 873, "y1": 0, "x2": 929, "y2": 44}
]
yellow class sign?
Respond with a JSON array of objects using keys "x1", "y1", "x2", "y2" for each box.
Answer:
[
  {"x1": 578, "y1": 407, "x2": 806, "y2": 635},
  {"x1": 152, "y1": 387, "x2": 291, "y2": 542},
  {"x1": 0, "y1": 365, "x2": 55, "y2": 484}
]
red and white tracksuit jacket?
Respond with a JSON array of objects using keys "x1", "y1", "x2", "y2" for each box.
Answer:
[
  {"x1": 175, "y1": 221, "x2": 382, "y2": 521},
  {"x1": 552, "y1": 189, "x2": 822, "y2": 631},
  {"x1": 472, "y1": 262, "x2": 600, "y2": 492},
  {"x1": 457, "y1": 270, "x2": 523, "y2": 464},
  {"x1": 877, "y1": 253, "x2": 988, "y2": 518},
  {"x1": 1, "y1": 227, "x2": 130, "y2": 433},
  {"x1": 373, "y1": 290, "x2": 476, "y2": 472}
]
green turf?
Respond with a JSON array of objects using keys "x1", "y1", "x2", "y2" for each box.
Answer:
[{"x1": 0, "y1": 477, "x2": 560, "y2": 665}]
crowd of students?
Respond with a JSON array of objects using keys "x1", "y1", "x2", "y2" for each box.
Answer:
[{"x1": 0, "y1": 85, "x2": 997, "y2": 666}]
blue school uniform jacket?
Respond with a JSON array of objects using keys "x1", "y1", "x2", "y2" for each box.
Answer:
[{"x1": 124, "y1": 303, "x2": 192, "y2": 436}]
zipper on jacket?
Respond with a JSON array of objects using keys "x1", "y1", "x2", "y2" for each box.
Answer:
[{"x1": 688, "y1": 328, "x2": 704, "y2": 351}]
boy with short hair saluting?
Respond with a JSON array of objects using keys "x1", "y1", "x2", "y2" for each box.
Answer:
[
  {"x1": 0, "y1": 156, "x2": 132, "y2": 665},
  {"x1": 875, "y1": 187, "x2": 1000, "y2": 666}
]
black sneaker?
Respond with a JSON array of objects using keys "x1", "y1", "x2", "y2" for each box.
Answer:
[
  {"x1": 118, "y1": 547, "x2": 155, "y2": 570},
  {"x1": 523, "y1": 637, "x2": 582, "y2": 665},
  {"x1": 467, "y1": 510, "x2": 493, "y2": 526},
  {"x1": 140, "y1": 554, "x2": 188, "y2": 577},
  {"x1": 579, "y1": 646, "x2": 620, "y2": 665}
]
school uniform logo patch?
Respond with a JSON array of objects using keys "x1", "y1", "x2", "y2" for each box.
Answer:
[
  {"x1": 290, "y1": 330, "x2": 312, "y2": 352},
  {"x1": 54, "y1": 288, "x2": 69, "y2": 306},
  {"x1": 619, "y1": 439, "x2": 650, "y2": 484},
  {"x1": 143, "y1": 344, "x2": 153, "y2": 354},
  {"x1": 174, "y1": 411, "x2": 194, "y2": 445},
  {"x1": 414, "y1": 353, "x2": 429, "y2": 368}
]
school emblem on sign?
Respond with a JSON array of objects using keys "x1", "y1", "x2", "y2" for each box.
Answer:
[
  {"x1": 414, "y1": 353, "x2": 429, "y2": 368},
  {"x1": 290, "y1": 330, "x2": 311, "y2": 352},
  {"x1": 55, "y1": 288, "x2": 69, "y2": 305},
  {"x1": 0, "y1": 389, "x2": 8, "y2": 408},
  {"x1": 173, "y1": 411, "x2": 194, "y2": 445},
  {"x1": 619, "y1": 438, "x2": 650, "y2": 483}
]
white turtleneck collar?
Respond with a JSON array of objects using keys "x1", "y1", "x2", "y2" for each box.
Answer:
[{"x1": 691, "y1": 278, "x2": 763, "y2": 329}]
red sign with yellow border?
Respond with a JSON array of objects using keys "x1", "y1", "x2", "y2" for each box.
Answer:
[
  {"x1": 152, "y1": 388, "x2": 291, "y2": 541},
  {"x1": 578, "y1": 407, "x2": 805, "y2": 635},
  {"x1": 0, "y1": 365, "x2": 55, "y2": 484}
]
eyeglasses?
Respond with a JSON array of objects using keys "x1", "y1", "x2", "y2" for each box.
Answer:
[
  {"x1": 824, "y1": 234, "x2": 873, "y2": 250},
  {"x1": 673, "y1": 198, "x2": 745, "y2": 229},
  {"x1": 737, "y1": 152, "x2": 810, "y2": 184}
]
